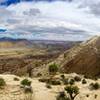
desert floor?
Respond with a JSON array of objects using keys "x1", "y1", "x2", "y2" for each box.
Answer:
[{"x1": 0, "y1": 73, "x2": 100, "y2": 100}]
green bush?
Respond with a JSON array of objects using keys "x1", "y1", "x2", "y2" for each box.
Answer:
[
  {"x1": 0, "y1": 78, "x2": 6, "y2": 87},
  {"x1": 94, "y1": 94, "x2": 97, "y2": 99},
  {"x1": 38, "y1": 78, "x2": 50, "y2": 83},
  {"x1": 84, "y1": 75, "x2": 93, "y2": 79},
  {"x1": 56, "y1": 91, "x2": 70, "y2": 100},
  {"x1": 61, "y1": 74, "x2": 65, "y2": 79},
  {"x1": 24, "y1": 86, "x2": 33, "y2": 93},
  {"x1": 49, "y1": 63, "x2": 58, "y2": 74},
  {"x1": 14, "y1": 77, "x2": 19, "y2": 81},
  {"x1": 65, "y1": 85, "x2": 79, "y2": 100},
  {"x1": 84, "y1": 75, "x2": 89, "y2": 79},
  {"x1": 82, "y1": 79, "x2": 87, "y2": 84},
  {"x1": 63, "y1": 78, "x2": 69, "y2": 85},
  {"x1": 46, "y1": 84, "x2": 52, "y2": 89},
  {"x1": 74, "y1": 76, "x2": 81, "y2": 82},
  {"x1": 69, "y1": 79, "x2": 75, "y2": 85},
  {"x1": 21, "y1": 79, "x2": 31, "y2": 86},
  {"x1": 51, "y1": 80, "x2": 61, "y2": 85},
  {"x1": 90, "y1": 82, "x2": 100, "y2": 90}
]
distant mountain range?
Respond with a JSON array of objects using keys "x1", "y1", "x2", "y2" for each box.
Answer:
[
  {"x1": 0, "y1": 37, "x2": 81, "y2": 53},
  {"x1": 0, "y1": 37, "x2": 27, "y2": 42}
]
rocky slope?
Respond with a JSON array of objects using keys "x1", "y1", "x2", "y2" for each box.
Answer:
[{"x1": 56, "y1": 36, "x2": 100, "y2": 77}]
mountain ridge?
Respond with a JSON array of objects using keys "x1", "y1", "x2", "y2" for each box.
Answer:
[{"x1": 55, "y1": 36, "x2": 100, "y2": 77}]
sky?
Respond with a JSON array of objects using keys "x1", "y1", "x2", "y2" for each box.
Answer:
[{"x1": 0, "y1": 0, "x2": 100, "y2": 41}]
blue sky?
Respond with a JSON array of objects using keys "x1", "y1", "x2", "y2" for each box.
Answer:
[{"x1": 0, "y1": 0, "x2": 100, "y2": 41}]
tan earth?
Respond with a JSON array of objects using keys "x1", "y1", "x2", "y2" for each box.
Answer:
[{"x1": 0, "y1": 73, "x2": 100, "y2": 100}]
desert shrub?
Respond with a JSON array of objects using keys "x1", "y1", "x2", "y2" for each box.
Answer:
[
  {"x1": 63, "y1": 78, "x2": 69, "y2": 85},
  {"x1": 89, "y1": 82, "x2": 100, "y2": 90},
  {"x1": 0, "y1": 78, "x2": 6, "y2": 87},
  {"x1": 65, "y1": 85, "x2": 79, "y2": 100},
  {"x1": 14, "y1": 77, "x2": 19, "y2": 81},
  {"x1": 46, "y1": 84, "x2": 52, "y2": 89},
  {"x1": 24, "y1": 86, "x2": 33, "y2": 93},
  {"x1": 93, "y1": 77, "x2": 98, "y2": 81},
  {"x1": 74, "y1": 76, "x2": 81, "y2": 82},
  {"x1": 69, "y1": 79, "x2": 75, "y2": 85},
  {"x1": 56, "y1": 91, "x2": 70, "y2": 100},
  {"x1": 84, "y1": 75, "x2": 89, "y2": 79},
  {"x1": 82, "y1": 79, "x2": 87, "y2": 84},
  {"x1": 38, "y1": 78, "x2": 47, "y2": 83},
  {"x1": 49, "y1": 63, "x2": 58, "y2": 74},
  {"x1": 94, "y1": 94, "x2": 97, "y2": 99},
  {"x1": 61, "y1": 74, "x2": 65, "y2": 79},
  {"x1": 21, "y1": 79, "x2": 33, "y2": 93},
  {"x1": 38, "y1": 78, "x2": 50, "y2": 83},
  {"x1": 21, "y1": 79, "x2": 31, "y2": 86},
  {"x1": 37, "y1": 73, "x2": 42, "y2": 77},
  {"x1": 86, "y1": 94, "x2": 89, "y2": 97},
  {"x1": 51, "y1": 80, "x2": 61, "y2": 85}
]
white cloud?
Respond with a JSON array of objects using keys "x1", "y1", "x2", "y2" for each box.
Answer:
[{"x1": 0, "y1": 0, "x2": 100, "y2": 41}]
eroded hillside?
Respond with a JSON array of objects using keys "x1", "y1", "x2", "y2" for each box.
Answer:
[{"x1": 55, "y1": 36, "x2": 100, "y2": 77}]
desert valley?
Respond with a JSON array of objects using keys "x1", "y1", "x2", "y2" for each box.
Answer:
[
  {"x1": 0, "y1": 0, "x2": 100, "y2": 100},
  {"x1": 0, "y1": 36, "x2": 100, "y2": 100}
]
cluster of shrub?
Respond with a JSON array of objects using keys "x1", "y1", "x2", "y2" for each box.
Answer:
[
  {"x1": 38, "y1": 74, "x2": 87, "y2": 87},
  {"x1": 20, "y1": 78, "x2": 33, "y2": 93},
  {"x1": 0, "y1": 62, "x2": 99, "y2": 100},
  {"x1": 89, "y1": 82, "x2": 100, "y2": 90},
  {"x1": 57, "y1": 85, "x2": 79, "y2": 100},
  {"x1": 62, "y1": 75, "x2": 86, "y2": 85},
  {"x1": 56, "y1": 75, "x2": 100, "y2": 100},
  {"x1": 38, "y1": 63, "x2": 100, "y2": 100},
  {"x1": 56, "y1": 75, "x2": 80, "y2": 100},
  {"x1": 0, "y1": 77, "x2": 33, "y2": 94}
]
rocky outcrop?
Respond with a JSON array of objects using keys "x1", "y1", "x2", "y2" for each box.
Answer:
[
  {"x1": 0, "y1": 57, "x2": 28, "y2": 75},
  {"x1": 58, "y1": 36, "x2": 100, "y2": 77}
]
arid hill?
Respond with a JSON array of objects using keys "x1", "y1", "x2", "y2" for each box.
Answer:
[
  {"x1": 0, "y1": 38, "x2": 80, "y2": 76},
  {"x1": 57, "y1": 36, "x2": 100, "y2": 77}
]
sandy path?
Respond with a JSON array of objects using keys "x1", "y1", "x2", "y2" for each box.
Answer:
[{"x1": 31, "y1": 79, "x2": 56, "y2": 100}]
